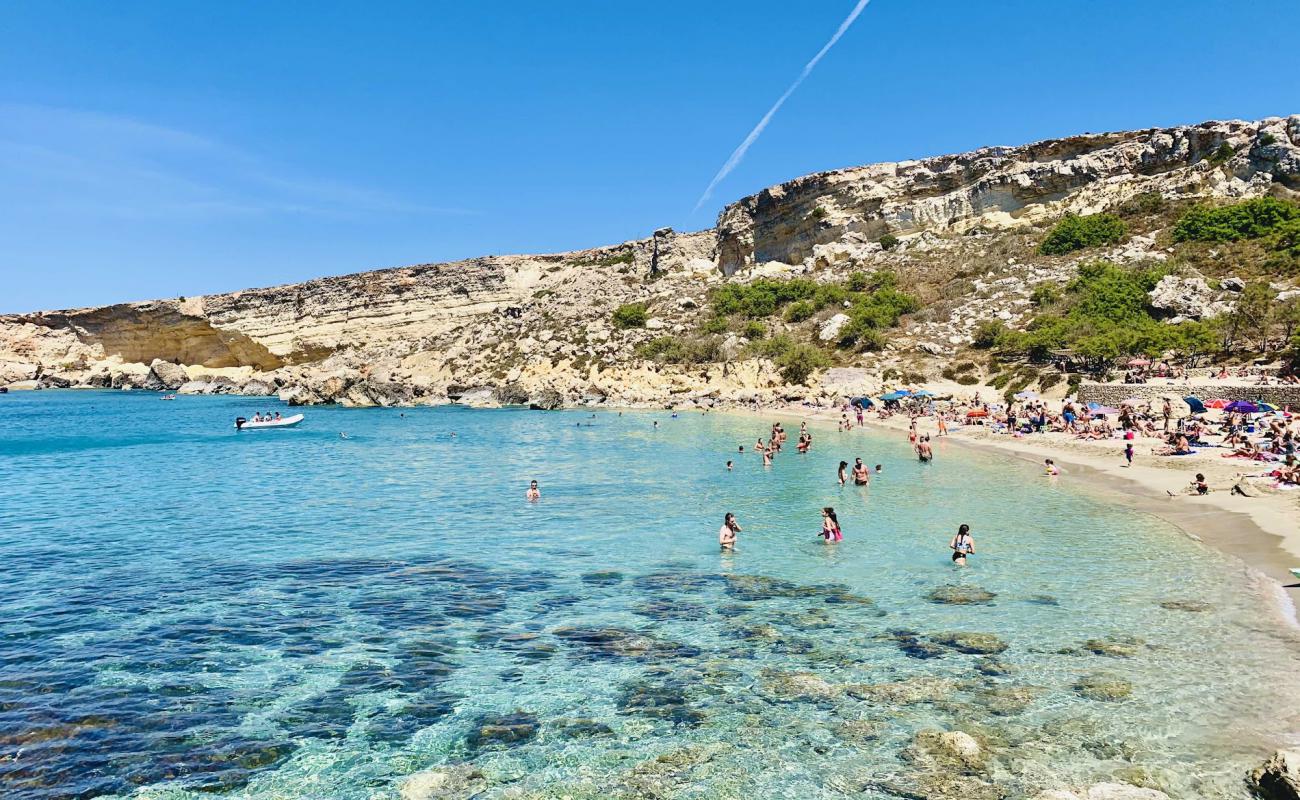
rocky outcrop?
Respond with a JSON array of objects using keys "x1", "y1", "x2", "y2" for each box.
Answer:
[
  {"x1": 715, "y1": 116, "x2": 1300, "y2": 275},
  {"x1": 2, "y1": 116, "x2": 1297, "y2": 406},
  {"x1": 1248, "y1": 750, "x2": 1300, "y2": 800}
]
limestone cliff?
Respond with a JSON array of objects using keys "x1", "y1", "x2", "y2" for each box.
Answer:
[{"x1": 2, "y1": 115, "x2": 1297, "y2": 407}]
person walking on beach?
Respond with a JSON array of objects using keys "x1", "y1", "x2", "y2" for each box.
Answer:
[
  {"x1": 820, "y1": 507, "x2": 843, "y2": 543},
  {"x1": 937, "y1": 413, "x2": 948, "y2": 436},
  {"x1": 838, "y1": 460, "x2": 849, "y2": 486},
  {"x1": 852, "y1": 458, "x2": 870, "y2": 485},
  {"x1": 1123, "y1": 441, "x2": 1134, "y2": 468},
  {"x1": 719, "y1": 513, "x2": 741, "y2": 551},
  {"x1": 1162, "y1": 398, "x2": 1173, "y2": 432},
  {"x1": 526, "y1": 480, "x2": 540, "y2": 500},
  {"x1": 949, "y1": 523, "x2": 975, "y2": 565}
]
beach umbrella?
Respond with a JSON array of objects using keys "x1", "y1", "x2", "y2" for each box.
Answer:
[
  {"x1": 913, "y1": 390, "x2": 935, "y2": 398},
  {"x1": 1206, "y1": 398, "x2": 1230, "y2": 409},
  {"x1": 1224, "y1": 400, "x2": 1259, "y2": 414},
  {"x1": 966, "y1": 409, "x2": 989, "y2": 418},
  {"x1": 1183, "y1": 396, "x2": 1207, "y2": 414},
  {"x1": 1120, "y1": 397, "x2": 1144, "y2": 406},
  {"x1": 1257, "y1": 402, "x2": 1278, "y2": 412},
  {"x1": 880, "y1": 391, "x2": 909, "y2": 401},
  {"x1": 1127, "y1": 358, "x2": 1151, "y2": 366},
  {"x1": 852, "y1": 396, "x2": 874, "y2": 408},
  {"x1": 1014, "y1": 390, "x2": 1039, "y2": 400}
]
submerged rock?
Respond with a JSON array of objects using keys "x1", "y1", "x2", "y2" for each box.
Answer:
[
  {"x1": 1033, "y1": 783, "x2": 1170, "y2": 800},
  {"x1": 617, "y1": 683, "x2": 705, "y2": 726},
  {"x1": 552, "y1": 625, "x2": 698, "y2": 662},
  {"x1": 465, "y1": 711, "x2": 539, "y2": 751},
  {"x1": 580, "y1": 570, "x2": 624, "y2": 585},
  {"x1": 928, "y1": 584, "x2": 997, "y2": 605},
  {"x1": 909, "y1": 728, "x2": 986, "y2": 770},
  {"x1": 832, "y1": 719, "x2": 884, "y2": 743},
  {"x1": 549, "y1": 717, "x2": 614, "y2": 739},
  {"x1": 1072, "y1": 674, "x2": 1133, "y2": 701},
  {"x1": 400, "y1": 765, "x2": 489, "y2": 800},
  {"x1": 761, "y1": 670, "x2": 842, "y2": 701},
  {"x1": 1081, "y1": 636, "x2": 1144, "y2": 658},
  {"x1": 846, "y1": 676, "x2": 957, "y2": 705},
  {"x1": 1158, "y1": 599, "x2": 1212, "y2": 613},
  {"x1": 976, "y1": 657, "x2": 1012, "y2": 676},
  {"x1": 929, "y1": 631, "x2": 1008, "y2": 655},
  {"x1": 977, "y1": 684, "x2": 1042, "y2": 716},
  {"x1": 1247, "y1": 749, "x2": 1300, "y2": 800}
]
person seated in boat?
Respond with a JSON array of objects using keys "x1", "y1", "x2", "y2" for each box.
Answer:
[
  {"x1": 252, "y1": 412, "x2": 263, "y2": 422},
  {"x1": 274, "y1": 412, "x2": 282, "y2": 421}
]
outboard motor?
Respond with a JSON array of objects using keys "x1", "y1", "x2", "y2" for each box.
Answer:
[{"x1": 235, "y1": 416, "x2": 247, "y2": 430}]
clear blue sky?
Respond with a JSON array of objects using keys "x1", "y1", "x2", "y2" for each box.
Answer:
[{"x1": 1, "y1": 0, "x2": 1296, "y2": 312}]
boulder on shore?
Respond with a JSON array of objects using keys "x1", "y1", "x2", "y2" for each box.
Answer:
[
  {"x1": 1247, "y1": 750, "x2": 1300, "y2": 800},
  {"x1": 148, "y1": 358, "x2": 188, "y2": 390}
]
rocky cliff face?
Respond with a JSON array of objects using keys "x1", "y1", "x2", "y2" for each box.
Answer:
[{"x1": 2, "y1": 115, "x2": 1298, "y2": 407}]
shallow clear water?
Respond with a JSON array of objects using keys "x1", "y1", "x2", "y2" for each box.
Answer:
[{"x1": 2, "y1": 391, "x2": 1298, "y2": 799}]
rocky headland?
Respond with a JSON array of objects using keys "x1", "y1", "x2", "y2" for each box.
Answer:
[{"x1": 3, "y1": 115, "x2": 1299, "y2": 408}]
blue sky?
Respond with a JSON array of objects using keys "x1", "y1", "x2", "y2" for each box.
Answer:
[{"x1": 1, "y1": 0, "x2": 1296, "y2": 312}]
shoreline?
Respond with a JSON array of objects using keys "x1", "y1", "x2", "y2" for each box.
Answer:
[{"x1": 723, "y1": 402, "x2": 1300, "y2": 628}]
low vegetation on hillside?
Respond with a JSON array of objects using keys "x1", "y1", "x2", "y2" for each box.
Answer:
[{"x1": 1039, "y1": 213, "x2": 1128, "y2": 255}]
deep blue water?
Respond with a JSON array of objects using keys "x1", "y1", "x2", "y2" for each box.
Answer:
[{"x1": 1, "y1": 390, "x2": 1297, "y2": 799}]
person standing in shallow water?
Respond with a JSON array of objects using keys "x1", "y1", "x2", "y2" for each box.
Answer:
[
  {"x1": 838, "y1": 460, "x2": 848, "y2": 486},
  {"x1": 719, "y1": 513, "x2": 741, "y2": 551},
  {"x1": 820, "y1": 507, "x2": 843, "y2": 542},
  {"x1": 950, "y1": 523, "x2": 975, "y2": 565},
  {"x1": 526, "y1": 480, "x2": 540, "y2": 500}
]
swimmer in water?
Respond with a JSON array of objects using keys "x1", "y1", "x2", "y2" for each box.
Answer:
[
  {"x1": 949, "y1": 523, "x2": 975, "y2": 566},
  {"x1": 726, "y1": 460, "x2": 734, "y2": 471},
  {"x1": 838, "y1": 460, "x2": 848, "y2": 486},
  {"x1": 339, "y1": 432, "x2": 349, "y2": 439},
  {"x1": 738, "y1": 445, "x2": 745, "y2": 454},
  {"x1": 526, "y1": 480, "x2": 540, "y2": 500},
  {"x1": 851, "y1": 458, "x2": 870, "y2": 485},
  {"x1": 762, "y1": 447, "x2": 773, "y2": 467},
  {"x1": 1044, "y1": 458, "x2": 1060, "y2": 476},
  {"x1": 875, "y1": 464, "x2": 883, "y2": 474},
  {"x1": 719, "y1": 512, "x2": 741, "y2": 551},
  {"x1": 820, "y1": 507, "x2": 843, "y2": 543}
]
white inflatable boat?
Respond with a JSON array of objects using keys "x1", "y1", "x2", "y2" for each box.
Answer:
[{"x1": 235, "y1": 414, "x2": 304, "y2": 430}]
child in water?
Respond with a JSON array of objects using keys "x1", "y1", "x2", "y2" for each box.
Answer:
[
  {"x1": 820, "y1": 507, "x2": 843, "y2": 543},
  {"x1": 1044, "y1": 459, "x2": 1060, "y2": 476}
]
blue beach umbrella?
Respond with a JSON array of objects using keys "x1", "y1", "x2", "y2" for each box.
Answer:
[
  {"x1": 1183, "y1": 396, "x2": 1207, "y2": 414},
  {"x1": 913, "y1": 390, "x2": 935, "y2": 398},
  {"x1": 880, "y1": 391, "x2": 909, "y2": 401},
  {"x1": 1257, "y1": 402, "x2": 1278, "y2": 412}
]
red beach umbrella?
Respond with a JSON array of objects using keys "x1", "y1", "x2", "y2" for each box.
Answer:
[
  {"x1": 1205, "y1": 399, "x2": 1230, "y2": 409},
  {"x1": 966, "y1": 409, "x2": 989, "y2": 418}
]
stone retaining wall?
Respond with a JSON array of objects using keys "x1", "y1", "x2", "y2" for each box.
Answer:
[{"x1": 1078, "y1": 382, "x2": 1300, "y2": 407}]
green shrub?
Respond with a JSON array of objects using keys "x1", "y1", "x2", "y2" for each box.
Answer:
[
  {"x1": 784, "y1": 301, "x2": 815, "y2": 322},
  {"x1": 775, "y1": 344, "x2": 830, "y2": 385},
  {"x1": 612, "y1": 302, "x2": 649, "y2": 329},
  {"x1": 956, "y1": 374, "x2": 980, "y2": 386},
  {"x1": 1039, "y1": 213, "x2": 1128, "y2": 255},
  {"x1": 1272, "y1": 217, "x2": 1300, "y2": 259},
  {"x1": 846, "y1": 272, "x2": 869, "y2": 292},
  {"x1": 1172, "y1": 198, "x2": 1300, "y2": 243},
  {"x1": 1030, "y1": 284, "x2": 1061, "y2": 307},
  {"x1": 953, "y1": 360, "x2": 977, "y2": 373},
  {"x1": 1207, "y1": 142, "x2": 1235, "y2": 165},
  {"x1": 810, "y1": 206, "x2": 828, "y2": 220},
  {"x1": 1261, "y1": 133, "x2": 1277, "y2": 146},
  {"x1": 878, "y1": 233, "x2": 900, "y2": 251},
  {"x1": 711, "y1": 278, "x2": 818, "y2": 318},
  {"x1": 744, "y1": 334, "x2": 796, "y2": 360},
  {"x1": 635, "y1": 336, "x2": 720, "y2": 364},
  {"x1": 700, "y1": 316, "x2": 728, "y2": 335},
  {"x1": 741, "y1": 321, "x2": 767, "y2": 340},
  {"x1": 972, "y1": 320, "x2": 1008, "y2": 349},
  {"x1": 865, "y1": 269, "x2": 899, "y2": 291}
]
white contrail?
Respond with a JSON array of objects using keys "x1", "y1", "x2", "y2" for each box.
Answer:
[{"x1": 693, "y1": 0, "x2": 872, "y2": 213}]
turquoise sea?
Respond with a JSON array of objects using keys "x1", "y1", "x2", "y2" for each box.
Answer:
[{"x1": 2, "y1": 391, "x2": 1298, "y2": 799}]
